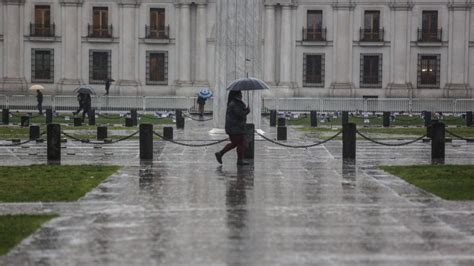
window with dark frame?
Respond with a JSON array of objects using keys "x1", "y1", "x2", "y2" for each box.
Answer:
[
  {"x1": 146, "y1": 51, "x2": 168, "y2": 85},
  {"x1": 149, "y1": 8, "x2": 167, "y2": 39},
  {"x1": 303, "y1": 54, "x2": 324, "y2": 87},
  {"x1": 33, "y1": 5, "x2": 52, "y2": 36},
  {"x1": 360, "y1": 54, "x2": 382, "y2": 88},
  {"x1": 92, "y1": 7, "x2": 109, "y2": 37},
  {"x1": 305, "y1": 10, "x2": 323, "y2": 41},
  {"x1": 418, "y1": 54, "x2": 440, "y2": 88},
  {"x1": 362, "y1": 10, "x2": 380, "y2": 41},
  {"x1": 89, "y1": 50, "x2": 111, "y2": 84},
  {"x1": 421, "y1": 11, "x2": 439, "y2": 41},
  {"x1": 31, "y1": 49, "x2": 54, "y2": 82}
]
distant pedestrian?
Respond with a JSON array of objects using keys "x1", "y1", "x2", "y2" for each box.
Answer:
[
  {"x1": 74, "y1": 93, "x2": 89, "y2": 121},
  {"x1": 104, "y1": 78, "x2": 114, "y2": 96},
  {"x1": 36, "y1": 90, "x2": 43, "y2": 115},
  {"x1": 215, "y1": 91, "x2": 250, "y2": 166},
  {"x1": 197, "y1": 96, "x2": 206, "y2": 117},
  {"x1": 82, "y1": 93, "x2": 91, "y2": 122}
]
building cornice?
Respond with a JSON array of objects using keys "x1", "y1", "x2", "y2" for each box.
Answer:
[
  {"x1": 331, "y1": 1, "x2": 356, "y2": 10},
  {"x1": 447, "y1": 3, "x2": 472, "y2": 11},
  {"x1": 2, "y1": 0, "x2": 25, "y2": 6},
  {"x1": 175, "y1": 0, "x2": 207, "y2": 5},
  {"x1": 264, "y1": 0, "x2": 297, "y2": 7},
  {"x1": 389, "y1": 2, "x2": 414, "y2": 11},
  {"x1": 59, "y1": 0, "x2": 83, "y2": 7},
  {"x1": 118, "y1": 0, "x2": 140, "y2": 8}
]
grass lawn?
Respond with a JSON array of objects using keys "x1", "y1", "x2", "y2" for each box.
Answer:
[
  {"x1": 0, "y1": 165, "x2": 120, "y2": 202},
  {"x1": 380, "y1": 165, "x2": 474, "y2": 200},
  {"x1": 0, "y1": 215, "x2": 57, "y2": 256}
]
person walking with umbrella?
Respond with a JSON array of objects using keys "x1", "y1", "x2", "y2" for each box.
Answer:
[
  {"x1": 36, "y1": 89, "x2": 43, "y2": 115},
  {"x1": 215, "y1": 90, "x2": 251, "y2": 166},
  {"x1": 197, "y1": 89, "x2": 212, "y2": 117},
  {"x1": 73, "y1": 86, "x2": 95, "y2": 121},
  {"x1": 104, "y1": 78, "x2": 115, "y2": 96}
]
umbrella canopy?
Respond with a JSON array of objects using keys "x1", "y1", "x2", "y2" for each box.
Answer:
[
  {"x1": 197, "y1": 89, "x2": 213, "y2": 99},
  {"x1": 226, "y1": 77, "x2": 270, "y2": 91},
  {"x1": 74, "y1": 85, "x2": 96, "y2": 95},
  {"x1": 29, "y1": 84, "x2": 45, "y2": 91}
]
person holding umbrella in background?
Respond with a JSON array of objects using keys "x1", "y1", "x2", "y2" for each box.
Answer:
[
  {"x1": 74, "y1": 85, "x2": 95, "y2": 122},
  {"x1": 30, "y1": 85, "x2": 45, "y2": 115},
  {"x1": 104, "y1": 78, "x2": 115, "y2": 96},
  {"x1": 197, "y1": 89, "x2": 213, "y2": 117}
]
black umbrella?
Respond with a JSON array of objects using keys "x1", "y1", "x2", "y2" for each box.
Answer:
[
  {"x1": 74, "y1": 85, "x2": 96, "y2": 95},
  {"x1": 226, "y1": 77, "x2": 270, "y2": 91}
]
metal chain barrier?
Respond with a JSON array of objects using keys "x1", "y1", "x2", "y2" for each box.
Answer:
[
  {"x1": 0, "y1": 139, "x2": 33, "y2": 147},
  {"x1": 61, "y1": 130, "x2": 139, "y2": 144},
  {"x1": 445, "y1": 129, "x2": 474, "y2": 141},
  {"x1": 256, "y1": 130, "x2": 342, "y2": 148},
  {"x1": 394, "y1": 116, "x2": 422, "y2": 122},
  {"x1": 356, "y1": 130, "x2": 426, "y2": 146},
  {"x1": 183, "y1": 112, "x2": 213, "y2": 122},
  {"x1": 97, "y1": 113, "x2": 124, "y2": 120},
  {"x1": 441, "y1": 116, "x2": 464, "y2": 122},
  {"x1": 139, "y1": 114, "x2": 169, "y2": 120},
  {"x1": 153, "y1": 131, "x2": 228, "y2": 147}
]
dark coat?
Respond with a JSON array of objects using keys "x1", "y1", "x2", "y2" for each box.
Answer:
[
  {"x1": 36, "y1": 92, "x2": 43, "y2": 104},
  {"x1": 225, "y1": 98, "x2": 250, "y2": 135}
]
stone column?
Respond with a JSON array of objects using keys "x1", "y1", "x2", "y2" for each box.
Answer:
[
  {"x1": 213, "y1": 0, "x2": 263, "y2": 130},
  {"x1": 445, "y1": 3, "x2": 471, "y2": 97},
  {"x1": 179, "y1": 3, "x2": 191, "y2": 84},
  {"x1": 117, "y1": 0, "x2": 140, "y2": 93},
  {"x1": 279, "y1": 5, "x2": 292, "y2": 86},
  {"x1": 330, "y1": 2, "x2": 354, "y2": 96},
  {"x1": 195, "y1": 4, "x2": 208, "y2": 85},
  {"x1": 1, "y1": 0, "x2": 26, "y2": 93},
  {"x1": 263, "y1": 4, "x2": 275, "y2": 85},
  {"x1": 59, "y1": 0, "x2": 82, "y2": 92},
  {"x1": 387, "y1": 2, "x2": 413, "y2": 97}
]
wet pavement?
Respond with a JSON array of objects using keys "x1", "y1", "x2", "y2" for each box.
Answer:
[{"x1": 1, "y1": 117, "x2": 474, "y2": 265}]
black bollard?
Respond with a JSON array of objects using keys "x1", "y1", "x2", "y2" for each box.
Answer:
[
  {"x1": 431, "y1": 121, "x2": 445, "y2": 161},
  {"x1": 163, "y1": 126, "x2": 173, "y2": 140},
  {"x1": 466, "y1": 111, "x2": 473, "y2": 127},
  {"x1": 73, "y1": 117, "x2": 82, "y2": 126},
  {"x1": 383, "y1": 112, "x2": 390, "y2": 128},
  {"x1": 277, "y1": 126, "x2": 287, "y2": 140},
  {"x1": 131, "y1": 109, "x2": 138, "y2": 126},
  {"x1": 29, "y1": 125, "x2": 40, "y2": 140},
  {"x1": 140, "y1": 124, "x2": 153, "y2": 160},
  {"x1": 2, "y1": 109, "x2": 9, "y2": 125},
  {"x1": 45, "y1": 108, "x2": 53, "y2": 124},
  {"x1": 310, "y1": 111, "x2": 318, "y2": 127},
  {"x1": 88, "y1": 109, "x2": 96, "y2": 126},
  {"x1": 423, "y1": 111, "x2": 431, "y2": 127},
  {"x1": 176, "y1": 110, "x2": 184, "y2": 129},
  {"x1": 341, "y1": 111, "x2": 349, "y2": 126},
  {"x1": 278, "y1": 117, "x2": 286, "y2": 127},
  {"x1": 269, "y1": 110, "x2": 277, "y2": 127},
  {"x1": 47, "y1": 124, "x2": 61, "y2": 161},
  {"x1": 97, "y1": 126, "x2": 108, "y2": 140},
  {"x1": 343, "y1": 123, "x2": 356, "y2": 160},
  {"x1": 125, "y1": 117, "x2": 134, "y2": 127},
  {"x1": 244, "y1": 123, "x2": 255, "y2": 159},
  {"x1": 20, "y1": 116, "x2": 30, "y2": 127}
]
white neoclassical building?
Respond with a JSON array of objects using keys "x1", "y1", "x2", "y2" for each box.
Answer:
[{"x1": 1, "y1": 0, "x2": 474, "y2": 99}]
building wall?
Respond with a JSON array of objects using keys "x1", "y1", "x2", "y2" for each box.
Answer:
[{"x1": 0, "y1": 0, "x2": 473, "y2": 98}]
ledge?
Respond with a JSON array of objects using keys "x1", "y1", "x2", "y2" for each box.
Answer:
[
  {"x1": 24, "y1": 36, "x2": 61, "y2": 42},
  {"x1": 297, "y1": 40, "x2": 332, "y2": 47},
  {"x1": 140, "y1": 38, "x2": 175, "y2": 45},
  {"x1": 414, "y1": 41, "x2": 444, "y2": 47},
  {"x1": 82, "y1": 37, "x2": 119, "y2": 43},
  {"x1": 356, "y1": 41, "x2": 387, "y2": 47}
]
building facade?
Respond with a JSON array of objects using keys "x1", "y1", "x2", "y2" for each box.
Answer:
[{"x1": 0, "y1": 0, "x2": 473, "y2": 98}]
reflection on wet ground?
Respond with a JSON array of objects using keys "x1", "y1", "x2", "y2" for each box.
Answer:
[{"x1": 1, "y1": 119, "x2": 474, "y2": 265}]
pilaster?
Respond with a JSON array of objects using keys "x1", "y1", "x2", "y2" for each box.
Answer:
[{"x1": 263, "y1": 4, "x2": 275, "y2": 85}]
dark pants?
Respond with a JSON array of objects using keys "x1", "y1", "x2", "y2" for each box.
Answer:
[
  {"x1": 37, "y1": 102, "x2": 43, "y2": 114},
  {"x1": 198, "y1": 103, "x2": 205, "y2": 116},
  {"x1": 220, "y1": 134, "x2": 245, "y2": 161}
]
